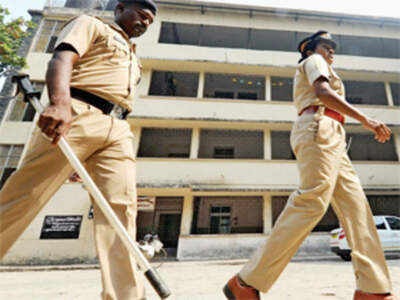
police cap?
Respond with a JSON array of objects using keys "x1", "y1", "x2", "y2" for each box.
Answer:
[
  {"x1": 119, "y1": 0, "x2": 157, "y2": 15},
  {"x1": 298, "y1": 31, "x2": 337, "y2": 54}
]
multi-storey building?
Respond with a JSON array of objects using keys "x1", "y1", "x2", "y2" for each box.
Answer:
[{"x1": 1, "y1": 0, "x2": 399, "y2": 263}]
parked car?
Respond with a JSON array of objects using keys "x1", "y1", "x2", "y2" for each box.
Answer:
[{"x1": 330, "y1": 216, "x2": 400, "y2": 261}]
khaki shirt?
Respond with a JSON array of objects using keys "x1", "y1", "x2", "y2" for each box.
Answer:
[
  {"x1": 293, "y1": 54, "x2": 345, "y2": 114},
  {"x1": 55, "y1": 15, "x2": 141, "y2": 112}
]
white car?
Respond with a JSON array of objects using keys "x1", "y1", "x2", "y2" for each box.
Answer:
[{"x1": 330, "y1": 215, "x2": 400, "y2": 261}]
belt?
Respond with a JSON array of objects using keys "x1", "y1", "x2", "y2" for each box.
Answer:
[
  {"x1": 70, "y1": 88, "x2": 130, "y2": 120},
  {"x1": 299, "y1": 106, "x2": 345, "y2": 125}
]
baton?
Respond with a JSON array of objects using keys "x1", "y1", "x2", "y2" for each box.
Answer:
[{"x1": 11, "y1": 74, "x2": 171, "y2": 299}]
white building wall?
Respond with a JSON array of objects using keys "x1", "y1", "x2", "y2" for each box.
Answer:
[{"x1": 1, "y1": 2, "x2": 400, "y2": 263}]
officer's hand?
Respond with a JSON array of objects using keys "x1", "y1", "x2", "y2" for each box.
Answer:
[
  {"x1": 38, "y1": 103, "x2": 72, "y2": 145},
  {"x1": 361, "y1": 117, "x2": 392, "y2": 143},
  {"x1": 69, "y1": 172, "x2": 83, "y2": 183}
]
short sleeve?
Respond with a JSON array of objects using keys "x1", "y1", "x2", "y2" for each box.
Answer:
[
  {"x1": 303, "y1": 54, "x2": 330, "y2": 86},
  {"x1": 54, "y1": 15, "x2": 102, "y2": 57}
]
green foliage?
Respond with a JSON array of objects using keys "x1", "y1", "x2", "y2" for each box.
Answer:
[{"x1": 0, "y1": 5, "x2": 36, "y2": 76}]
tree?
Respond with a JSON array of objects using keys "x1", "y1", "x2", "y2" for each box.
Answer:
[{"x1": 0, "y1": 5, "x2": 36, "y2": 77}]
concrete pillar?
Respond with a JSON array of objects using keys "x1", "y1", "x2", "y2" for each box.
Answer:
[
  {"x1": 265, "y1": 75, "x2": 271, "y2": 101},
  {"x1": 264, "y1": 129, "x2": 272, "y2": 160},
  {"x1": 263, "y1": 194, "x2": 272, "y2": 234},
  {"x1": 197, "y1": 72, "x2": 205, "y2": 98},
  {"x1": 190, "y1": 128, "x2": 200, "y2": 159},
  {"x1": 385, "y1": 82, "x2": 394, "y2": 106},
  {"x1": 180, "y1": 195, "x2": 194, "y2": 235},
  {"x1": 132, "y1": 127, "x2": 142, "y2": 159}
]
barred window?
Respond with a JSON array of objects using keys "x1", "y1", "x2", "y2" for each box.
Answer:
[
  {"x1": 367, "y1": 195, "x2": 400, "y2": 216},
  {"x1": 33, "y1": 20, "x2": 65, "y2": 53},
  {"x1": 0, "y1": 145, "x2": 24, "y2": 189},
  {"x1": 7, "y1": 83, "x2": 44, "y2": 122}
]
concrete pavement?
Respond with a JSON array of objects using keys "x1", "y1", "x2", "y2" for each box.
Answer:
[{"x1": 0, "y1": 257, "x2": 399, "y2": 299}]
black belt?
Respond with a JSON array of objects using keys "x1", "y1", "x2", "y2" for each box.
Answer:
[{"x1": 70, "y1": 87, "x2": 130, "y2": 120}]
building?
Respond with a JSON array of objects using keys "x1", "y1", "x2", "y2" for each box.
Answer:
[{"x1": 0, "y1": 0, "x2": 399, "y2": 264}]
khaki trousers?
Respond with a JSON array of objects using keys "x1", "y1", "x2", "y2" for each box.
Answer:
[
  {"x1": 0, "y1": 101, "x2": 145, "y2": 300},
  {"x1": 240, "y1": 111, "x2": 392, "y2": 294}
]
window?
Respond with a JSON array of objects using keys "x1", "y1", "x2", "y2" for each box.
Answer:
[
  {"x1": 158, "y1": 22, "x2": 400, "y2": 59},
  {"x1": 271, "y1": 131, "x2": 295, "y2": 160},
  {"x1": 199, "y1": 130, "x2": 263, "y2": 159},
  {"x1": 338, "y1": 35, "x2": 381, "y2": 57},
  {"x1": 149, "y1": 71, "x2": 199, "y2": 97},
  {"x1": 250, "y1": 29, "x2": 296, "y2": 52},
  {"x1": 386, "y1": 217, "x2": 400, "y2": 230},
  {"x1": 0, "y1": 145, "x2": 24, "y2": 189},
  {"x1": 344, "y1": 81, "x2": 387, "y2": 105},
  {"x1": 210, "y1": 206, "x2": 231, "y2": 234},
  {"x1": 347, "y1": 133, "x2": 398, "y2": 161},
  {"x1": 33, "y1": 20, "x2": 65, "y2": 53},
  {"x1": 200, "y1": 25, "x2": 249, "y2": 49},
  {"x1": 204, "y1": 73, "x2": 265, "y2": 100},
  {"x1": 368, "y1": 195, "x2": 400, "y2": 216},
  {"x1": 213, "y1": 147, "x2": 234, "y2": 159},
  {"x1": 138, "y1": 128, "x2": 191, "y2": 158},
  {"x1": 192, "y1": 196, "x2": 263, "y2": 234},
  {"x1": 7, "y1": 83, "x2": 44, "y2": 122},
  {"x1": 271, "y1": 77, "x2": 293, "y2": 102},
  {"x1": 390, "y1": 82, "x2": 400, "y2": 106},
  {"x1": 159, "y1": 22, "x2": 201, "y2": 46}
]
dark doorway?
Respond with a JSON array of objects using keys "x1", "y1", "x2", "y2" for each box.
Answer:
[{"x1": 158, "y1": 214, "x2": 182, "y2": 248}]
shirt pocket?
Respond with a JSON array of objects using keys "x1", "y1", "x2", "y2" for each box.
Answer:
[{"x1": 107, "y1": 36, "x2": 130, "y2": 64}]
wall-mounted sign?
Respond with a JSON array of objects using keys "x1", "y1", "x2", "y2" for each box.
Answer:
[
  {"x1": 138, "y1": 196, "x2": 155, "y2": 211},
  {"x1": 40, "y1": 215, "x2": 83, "y2": 239}
]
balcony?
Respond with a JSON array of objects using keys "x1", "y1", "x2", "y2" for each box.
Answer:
[
  {"x1": 132, "y1": 96, "x2": 400, "y2": 128},
  {"x1": 135, "y1": 158, "x2": 400, "y2": 191},
  {"x1": 138, "y1": 44, "x2": 400, "y2": 79}
]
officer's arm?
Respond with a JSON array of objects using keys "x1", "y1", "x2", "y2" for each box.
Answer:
[
  {"x1": 313, "y1": 77, "x2": 367, "y2": 123},
  {"x1": 46, "y1": 46, "x2": 79, "y2": 107},
  {"x1": 38, "y1": 46, "x2": 79, "y2": 145},
  {"x1": 313, "y1": 78, "x2": 391, "y2": 143}
]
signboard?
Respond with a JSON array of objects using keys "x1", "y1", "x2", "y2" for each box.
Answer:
[
  {"x1": 138, "y1": 196, "x2": 155, "y2": 211},
  {"x1": 40, "y1": 215, "x2": 83, "y2": 239}
]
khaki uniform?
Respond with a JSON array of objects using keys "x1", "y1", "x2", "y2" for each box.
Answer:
[
  {"x1": 239, "y1": 54, "x2": 392, "y2": 294},
  {"x1": 0, "y1": 16, "x2": 144, "y2": 300}
]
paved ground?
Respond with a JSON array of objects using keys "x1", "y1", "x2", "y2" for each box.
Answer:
[{"x1": 0, "y1": 257, "x2": 399, "y2": 300}]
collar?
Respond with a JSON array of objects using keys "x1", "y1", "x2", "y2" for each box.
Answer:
[
  {"x1": 109, "y1": 21, "x2": 137, "y2": 53},
  {"x1": 97, "y1": 17, "x2": 137, "y2": 53}
]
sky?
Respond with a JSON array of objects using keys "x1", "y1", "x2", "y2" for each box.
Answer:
[{"x1": 1, "y1": 0, "x2": 399, "y2": 88}]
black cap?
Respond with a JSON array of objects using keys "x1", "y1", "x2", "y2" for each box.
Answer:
[
  {"x1": 119, "y1": 0, "x2": 157, "y2": 15},
  {"x1": 298, "y1": 31, "x2": 337, "y2": 54}
]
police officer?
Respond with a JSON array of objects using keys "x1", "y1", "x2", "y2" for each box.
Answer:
[
  {"x1": 0, "y1": 1, "x2": 156, "y2": 299},
  {"x1": 223, "y1": 31, "x2": 397, "y2": 300}
]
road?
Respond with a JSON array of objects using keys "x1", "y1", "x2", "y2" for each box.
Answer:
[{"x1": 0, "y1": 257, "x2": 399, "y2": 299}]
